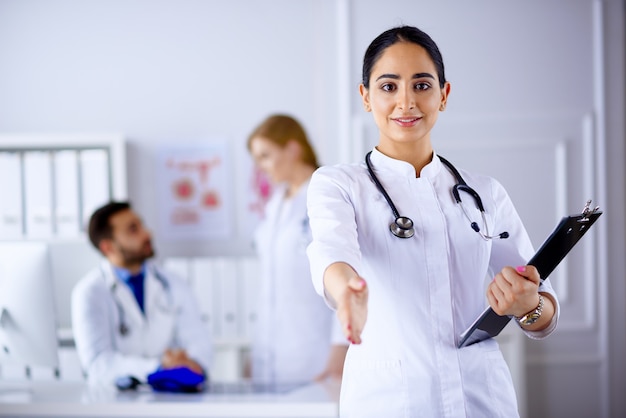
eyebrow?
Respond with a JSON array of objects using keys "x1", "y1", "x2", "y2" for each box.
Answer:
[{"x1": 375, "y1": 72, "x2": 435, "y2": 82}]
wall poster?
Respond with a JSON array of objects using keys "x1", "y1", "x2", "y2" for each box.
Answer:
[{"x1": 157, "y1": 142, "x2": 233, "y2": 240}]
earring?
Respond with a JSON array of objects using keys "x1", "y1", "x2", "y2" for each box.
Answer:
[{"x1": 439, "y1": 104, "x2": 445, "y2": 111}]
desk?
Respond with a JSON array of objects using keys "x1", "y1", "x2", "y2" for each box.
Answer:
[{"x1": 0, "y1": 380, "x2": 339, "y2": 417}]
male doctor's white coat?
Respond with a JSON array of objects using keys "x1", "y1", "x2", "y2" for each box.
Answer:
[
  {"x1": 306, "y1": 148, "x2": 560, "y2": 418},
  {"x1": 71, "y1": 260, "x2": 212, "y2": 386},
  {"x1": 252, "y1": 182, "x2": 345, "y2": 384}
]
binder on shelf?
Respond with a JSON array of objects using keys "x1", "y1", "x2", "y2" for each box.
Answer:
[
  {"x1": 24, "y1": 151, "x2": 53, "y2": 238},
  {"x1": 191, "y1": 258, "x2": 219, "y2": 336},
  {"x1": 80, "y1": 149, "x2": 110, "y2": 231},
  {"x1": 0, "y1": 152, "x2": 24, "y2": 238},
  {"x1": 161, "y1": 258, "x2": 191, "y2": 284},
  {"x1": 238, "y1": 257, "x2": 260, "y2": 340},
  {"x1": 53, "y1": 150, "x2": 80, "y2": 237},
  {"x1": 215, "y1": 258, "x2": 239, "y2": 339},
  {"x1": 457, "y1": 200, "x2": 603, "y2": 348}
]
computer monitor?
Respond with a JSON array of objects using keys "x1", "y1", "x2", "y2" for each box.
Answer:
[
  {"x1": 48, "y1": 238, "x2": 103, "y2": 332},
  {"x1": 0, "y1": 241, "x2": 59, "y2": 370}
]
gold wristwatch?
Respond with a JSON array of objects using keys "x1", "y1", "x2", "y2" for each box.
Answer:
[{"x1": 516, "y1": 294, "x2": 544, "y2": 326}]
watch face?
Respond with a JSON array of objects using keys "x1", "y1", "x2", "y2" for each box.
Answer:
[
  {"x1": 518, "y1": 295, "x2": 544, "y2": 326},
  {"x1": 520, "y1": 312, "x2": 540, "y2": 325}
]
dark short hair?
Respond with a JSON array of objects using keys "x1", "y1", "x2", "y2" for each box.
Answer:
[
  {"x1": 87, "y1": 201, "x2": 131, "y2": 251},
  {"x1": 362, "y1": 25, "x2": 447, "y2": 89}
]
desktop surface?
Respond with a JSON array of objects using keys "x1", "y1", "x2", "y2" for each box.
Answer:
[{"x1": 0, "y1": 379, "x2": 339, "y2": 417}]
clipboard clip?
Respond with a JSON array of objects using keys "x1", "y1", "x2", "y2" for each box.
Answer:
[{"x1": 579, "y1": 199, "x2": 601, "y2": 223}]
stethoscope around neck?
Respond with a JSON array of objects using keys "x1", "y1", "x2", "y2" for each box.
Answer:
[
  {"x1": 106, "y1": 265, "x2": 172, "y2": 337},
  {"x1": 365, "y1": 151, "x2": 509, "y2": 240}
]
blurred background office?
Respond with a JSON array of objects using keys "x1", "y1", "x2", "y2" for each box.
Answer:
[{"x1": 0, "y1": 1, "x2": 624, "y2": 417}]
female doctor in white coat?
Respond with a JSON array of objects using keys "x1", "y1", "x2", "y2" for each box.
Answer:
[
  {"x1": 72, "y1": 202, "x2": 211, "y2": 386},
  {"x1": 247, "y1": 114, "x2": 348, "y2": 384},
  {"x1": 306, "y1": 26, "x2": 559, "y2": 417}
]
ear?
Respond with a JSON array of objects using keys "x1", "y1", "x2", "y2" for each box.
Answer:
[
  {"x1": 285, "y1": 139, "x2": 302, "y2": 158},
  {"x1": 439, "y1": 81, "x2": 451, "y2": 111},
  {"x1": 359, "y1": 84, "x2": 371, "y2": 112},
  {"x1": 98, "y1": 239, "x2": 114, "y2": 257}
]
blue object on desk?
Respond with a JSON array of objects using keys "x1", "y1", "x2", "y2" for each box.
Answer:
[{"x1": 147, "y1": 367, "x2": 206, "y2": 393}]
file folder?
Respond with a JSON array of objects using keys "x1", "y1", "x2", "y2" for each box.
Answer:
[
  {"x1": 457, "y1": 200, "x2": 603, "y2": 348},
  {"x1": 0, "y1": 152, "x2": 23, "y2": 238},
  {"x1": 53, "y1": 150, "x2": 80, "y2": 237},
  {"x1": 24, "y1": 151, "x2": 53, "y2": 238},
  {"x1": 80, "y1": 149, "x2": 110, "y2": 231}
]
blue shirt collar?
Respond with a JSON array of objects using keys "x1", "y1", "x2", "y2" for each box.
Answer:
[{"x1": 113, "y1": 263, "x2": 147, "y2": 283}]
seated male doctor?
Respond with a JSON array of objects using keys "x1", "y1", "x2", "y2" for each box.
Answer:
[{"x1": 72, "y1": 201, "x2": 212, "y2": 388}]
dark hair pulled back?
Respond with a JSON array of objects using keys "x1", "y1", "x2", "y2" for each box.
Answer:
[{"x1": 362, "y1": 25, "x2": 446, "y2": 89}]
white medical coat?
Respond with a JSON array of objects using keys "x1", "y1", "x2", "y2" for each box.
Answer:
[
  {"x1": 306, "y1": 148, "x2": 559, "y2": 417},
  {"x1": 252, "y1": 182, "x2": 345, "y2": 384},
  {"x1": 71, "y1": 260, "x2": 212, "y2": 386}
]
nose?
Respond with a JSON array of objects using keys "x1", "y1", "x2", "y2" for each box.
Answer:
[
  {"x1": 397, "y1": 85, "x2": 415, "y2": 110},
  {"x1": 141, "y1": 226, "x2": 152, "y2": 242}
]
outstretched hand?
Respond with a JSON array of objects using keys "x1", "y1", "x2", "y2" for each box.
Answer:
[{"x1": 335, "y1": 276, "x2": 369, "y2": 345}]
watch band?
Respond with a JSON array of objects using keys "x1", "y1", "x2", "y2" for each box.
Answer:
[{"x1": 516, "y1": 294, "x2": 544, "y2": 326}]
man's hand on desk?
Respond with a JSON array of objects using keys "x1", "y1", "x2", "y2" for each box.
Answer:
[{"x1": 161, "y1": 348, "x2": 204, "y2": 375}]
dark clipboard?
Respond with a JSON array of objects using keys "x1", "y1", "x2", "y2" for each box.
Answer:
[{"x1": 457, "y1": 200, "x2": 603, "y2": 348}]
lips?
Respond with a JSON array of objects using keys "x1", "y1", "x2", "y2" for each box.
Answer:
[{"x1": 392, "y1": 116, "x2": 421, "y2": 126}]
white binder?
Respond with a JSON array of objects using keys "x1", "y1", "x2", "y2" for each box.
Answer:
[
  {"x1": 161, "y1": 258, "x2": 191, "y2": 284},
  {"x1": 214, "y1": 258, "x2": 239, "y2": 339},
  {"x1": 191, "y1": 258, "x2": 219, "y2": 336},
  {"x1": 0, "y1": 152, "x2": 23, "y2": 238},
  {"x1": 238, "y1": 256, "x2": 260, "y2": 340},
  {"x1": 23, "y1": 151, "x2": 53, "y2": 238},
  {"x1": 79, "y1": 149, "x2": 110, "y2": 230},
  {"x1": 53, "y1": 150, "x2": 80, "y2": 237}
]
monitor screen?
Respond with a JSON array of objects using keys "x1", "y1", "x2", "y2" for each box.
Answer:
[{"x1": 0, "y1": 241, "x2": 59, "y2": 369}]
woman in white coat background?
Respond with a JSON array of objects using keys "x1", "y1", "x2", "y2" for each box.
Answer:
[
  {"x1": 247, "y1": 114, "x2": 348, "y2": 384},
  {"x1": 71, "y1": 201, "x2": 212, "y2": 387},
  {"x1": 306, "y1": 26, "x2": 560, "y2": 417}
]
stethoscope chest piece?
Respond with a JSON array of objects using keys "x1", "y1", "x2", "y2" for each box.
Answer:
[
  {"x1": 390, "y1": 216, "x2": 414, "y2": 238},
  {"x1": 119, "y1": 322, "x2": 130, "y2": 336},
  {"x1": 366, "y1": 151, "x2": 509, "y2": 241}
]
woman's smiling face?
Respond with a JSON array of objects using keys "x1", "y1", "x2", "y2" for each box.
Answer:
[{"x1": 360, "y1": 41, "x2": 450, "y2": 152}]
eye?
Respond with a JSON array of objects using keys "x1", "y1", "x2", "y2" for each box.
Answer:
[
  {"x1": 381, "y1": 83, "x2": 396, "y2": 92},
  {"x1": 415, "y1": 82, "x2": 431, "y2": 91},
  {"x1": 253, "y1": 151, "x2": 267, "y2": 163}
]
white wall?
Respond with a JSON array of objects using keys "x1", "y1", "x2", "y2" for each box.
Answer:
[
  {"x1": 0, "y1": 0, "x2": 624, "y2": 416},
  {"x1": 0, "y1": 0, "x2": 340, "y2": 257},
  {"x1": 601, "y1": 2, "x2": 625, "y2": 417}
]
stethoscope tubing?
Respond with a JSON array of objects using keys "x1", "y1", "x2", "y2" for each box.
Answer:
[
  {"x1": 365, "y1": 151, "x2": 508, "y2": 240},
  {"x1": 104, "y1": 264, "x2": 172, "y2": 336},
  {"x1": 365, "y1": 151, "x2": 402, "y2": 219}
]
